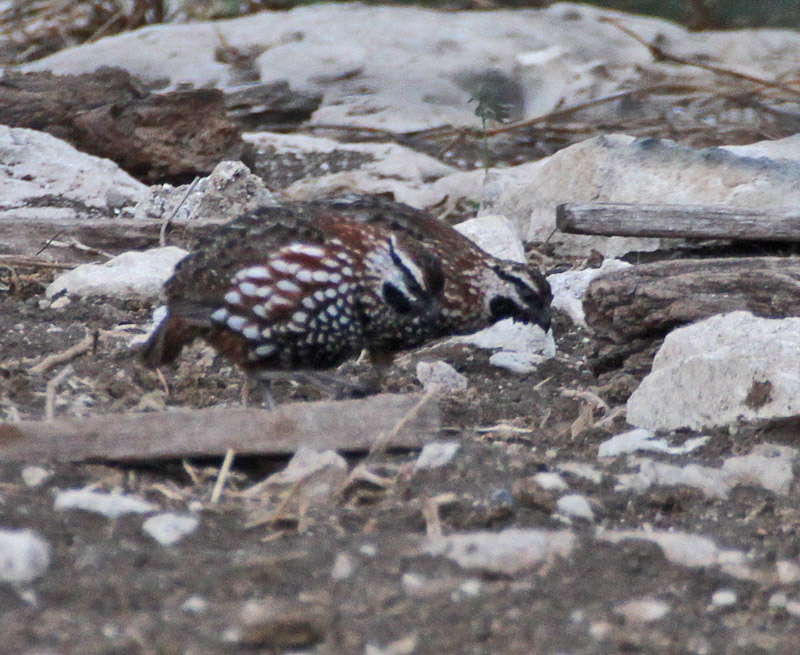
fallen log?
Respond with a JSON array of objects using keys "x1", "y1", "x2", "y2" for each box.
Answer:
[
  {"x1": 0, "y1": 393, "x2": 440, "y2": 463},
  {"x1": 0, "y1": 214, "x2": 228, "y2": 262},
  {"x1": 584, "y1": 256, "x2": 800, "y2": 342},
  {"x1": 557, "y1": 202, "x2": 800, "y2": 242},
  {"x1": 0, "y1": 68, "x2": 244, "y2": 183}
]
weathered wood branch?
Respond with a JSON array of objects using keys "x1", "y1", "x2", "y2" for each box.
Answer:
[
  {"x1": 0, "y1": 214, "x2": 227, "y2": 262},
  {"x1": 0, "y1": 394, "x2": 440, "y2": 463},
  {"x1": 584, "y1": 256, "x2": 800, "y2": 342},
  {"x1": 557, "y1": 202, "x2": 800, "y2": 242},
  {"x1": 0, "y1": 68, "x2": 244, "y2": 183}
]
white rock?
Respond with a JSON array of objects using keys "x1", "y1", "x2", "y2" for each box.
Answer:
[
  {"x1": 416, "y1": 361, "x2": 468, "y2": 393},
  {"x1": 786, "y1": 601, "x2": 800, "y2": 618},
  {"x1": 598, "y1": 428, "x2": 709, "y2": 458},
  {"x1": 54, "y1": 488, "x2": 156, "y2": 518},
  {"x1": 365, "y1": 633, "x2": 418, "y2": 655},
  {"x1": 142, "y1": 513, "x2": 199, "y2": 546},
  {"x1": 615, "y1": 444, "x2": 796, "y2": 499},
  {"x1": 614, "y1": 598, "x2": 670, "y2": 623},
  {"x1": 359, "y1": 543, "x2": 378, "y2": 557},
  {"x1": 489, "y1": 351, "x2": 549, "y2": 375},
  {"x1": 556, "y1": 462, "x2": 604, "y2": 485},
  {"x1": 250, "y1": 132, "x2": 455, "y2": 207},
  {"x1": 46, "y1": 247, "x2": 188, "y2": 300},
  {"x1": 598, "y1": 530, "x2": 754, "y2": 581},
  {"x1": 413, "y1": 442, "x2": 460, "y2": 470},
  {"x1": 482, "y1": 135, "x2": 800, "y2": 255},
  {"x1": 459, "y1": 579, "x2": 482, "y2": 597},
  {"x1": 23, "y1": 4, "x2": 682, "y2": 132},
  {"x1": 425, "y1": 528, "x2": 576, "y2": 574},
  {"x1": 457, "y1": 317, "x2": 556, "y2": 373},
  {"x1": 181, "y1": 596, "x2": 209, "y2": 614},
  {"x1": 547, "y1": 260, "x2": 632, "y2": 325},
  {"x1": 330, "y1": 552, "x2": 354, "y2": 581},
  {"x1": 533, "y1": 472, "x2": 568, "y2": 491},
  {"x1": 21, "y1": 466, "x2": 52, "y2": 488},
  {"x1": 627, "y1": 312, "x2": 800, "y2": 430},
  {"x1": 0, "y1": 529, "x2": 50, "y2": 583},
  {"x1": 777, "y1": 560, "x2": 800, "y2": 585},
  {"x1": 401, "y1": 572, "x2": 428, "y2": 595},
  {"x1": 245, "y1": 447, "x2": 348, "y2": 510},
  {"x1": 710, "y1": 589, "x2": 737, "y2": 608},
  {"x1": 556, "y1": 494, "x2": 594, "y2": 521},
  {"x1": 769, "y1": 592, "x2": 788, "y2": 609},
  {"x1": 453, "y1": 215, "x2": 526, "y2": 263},
  {"x1": 0, "y1": 125, "x2": 145, "y2": 215}
]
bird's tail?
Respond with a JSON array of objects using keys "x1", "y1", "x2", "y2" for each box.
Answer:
[{"x1": 141, "y1": 306, "x2": 212, "y2": 368}]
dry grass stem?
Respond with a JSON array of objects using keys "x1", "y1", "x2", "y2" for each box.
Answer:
[
  {"x1": 30, "y1": 332, "x2": 94, "y2": 375},
  {"x1": 45, "y1": 364, "x2": 74, "y2": 421},
  {"x1": 210, "y1": 448, "x2": 236, "y2": 503}
]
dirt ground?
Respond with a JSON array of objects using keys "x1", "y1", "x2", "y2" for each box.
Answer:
[{"x1": 2, "y1": 256, "x2": 800, "y2": 654}]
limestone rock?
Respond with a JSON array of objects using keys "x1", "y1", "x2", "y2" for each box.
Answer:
[{"x1": 627, "y1": 311, "x2": 800, "y2": 430}]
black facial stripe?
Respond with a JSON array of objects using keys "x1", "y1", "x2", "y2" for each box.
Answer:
[
  {"x1": 491, "y1": 266, "x2": 544, "y2": 301},
  {"x1": 383, "y1": 282, "x2": 414, "y2": 315}
]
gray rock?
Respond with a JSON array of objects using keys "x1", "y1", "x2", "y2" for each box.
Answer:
[
  {"x1": 142, "y1": 513, "x2": 199, "y2": 546},
  {"x1": 425, "y1": 528, "x2": 576, "y2": 574},
  {"x1": 482, "y1": 135, "x2": 800, "y2": 255},
  {"x1": 416, "y1": 361, "x2": 468, "y2": 393},
  {"x1": 251, "y1": 132, "x2": 455, "y2": 208},
  {"x1": 330, "y1": 552, "x2": 354, "y2": 581},
  {"x1": 0, "y1": 529, "x2": 50, "y2": 583},
  {"x1": 132, "y1": 160, "x2": 274, "y2": 224},
  {"x1": 0, "y1": 125, "x2": 145, "y2": 218},
  {"x1": 615, "y1": 444, "x2": 796, "y2": 499},
  {"x1": 614, "y1": 598, "x2": 670, "y2": 623},
  {"x1": 46, "y1": 247, "x2": 188, "y2": 300},
  {"x1": 547, "y1": 259, "x2": 631, "y2": 325},
  {"x1": 598, "y1": 429, "x2": 709, "y2": 458},
  {"x1": 414, "y1": 442, "x2": 461, "y2": 470},
  {"x1": 54, "y1": 488, "x2": 156, "y2": 518},
  {"x1": 628, "y1": 312, "x2": 800, "y2": 431},
  {"x1": 556, "y1": 494, "x2": 594, "y2": 521},
  {"x1": 453, "y1": 215, "x2": 526, "y2": 263}
]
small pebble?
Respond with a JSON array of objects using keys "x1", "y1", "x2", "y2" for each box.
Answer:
[
  {"x1": 614, "y1": 598, "x2": 670, "y2": 623},
  {"x1": 556, "y1": 494, "x2": 594, "y2": 521},
  {"x1": 181, "y1": 596, "x2": 209, "y2": 614},
  {"x1": 414, "y1": 442, "x2": 460, "y2": 470},
  {"x1": 710, "y1": 589, "x2": 737, "y2": 608},
  {"x1": 330, "y1": 553, "x2": 354, "y2": 581},
  {"x1": 54, "y1": 488, "x2": 156, "y2": 519},
  {"x1": 534, "y1": 472, "x2": 568, "y2": 491},
  {"x1": 21, "y1": 466, "x2": 52, "y2": 488},
  {"x1": 142, "y1": 513, "x2": 199, "y2": 546},
  {"x1": 0, "y1": 529, "x2": 50, "y2": 583}
]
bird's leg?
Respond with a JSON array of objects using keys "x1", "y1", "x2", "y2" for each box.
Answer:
[{"x1": 243, "y1": 371, "x2": 276, "y2": 409}]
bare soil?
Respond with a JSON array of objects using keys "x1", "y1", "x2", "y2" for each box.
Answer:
[{"x1": 2, "y1": 263, "x2": 800, "y2": 654}]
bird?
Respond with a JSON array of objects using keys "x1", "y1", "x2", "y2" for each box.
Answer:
[
  {"x1": 299, "y1": 194, "x2": 553, "y2": 345},
  {"x1": 141, "y1": 205, "x2": 445, "y2": 386}
]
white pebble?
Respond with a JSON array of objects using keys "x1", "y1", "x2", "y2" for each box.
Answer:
[
  {"x1": 331, "y1": 553, "x2": 354, "y2": 581},
  {"x1": 414, "y1": 442, "x2": 460, "y2": 470},
  {"x1": 21, "y1": 466, "x2": 51, "y2": 488},
  {"x1": 710, "y1": 589, "x2": 737, "y2": 607},
  {"x1": 142, "y1": 513, "x2": 199, "y2": 546},
  {"x1": 54, "y1": 488, "x2": 155, "y2": 518},
  {"x1": 556, "y1": 494, "x2": 594, "y2": 521},
  {"x1": 0, "y1": 529, "x2": 50, "y2": 583}
]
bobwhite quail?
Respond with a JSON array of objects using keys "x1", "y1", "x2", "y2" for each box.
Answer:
[
  {"x1": 141, "y1": 205, "x2": 445, "y2": 378},
  {"x1": 293, "y1": 194, "x2": 552, "y2": 348}
]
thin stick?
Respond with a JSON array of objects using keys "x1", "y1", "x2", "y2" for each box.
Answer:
[
  {"x1": 603, "y1": 17, "x2": 800, "y2": 99},
  {"x1": 0, "y1": 256, "x2": 77, "y2": 270},
  {"x1": 160, "y1": 176, "x2": 200, "y2": 247},
  {"x1": 30, "y1": 333, "x2": 93, "y2": 375},
  {"x1": 367, "y1": 388, "x2": 437, "y2": 458},
  {"x1": 45, "y1": 364, "x2": 74, "y2": 421},
  {"x1": 210, "y1": 448, "x2": 236, "y2": 503}
]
